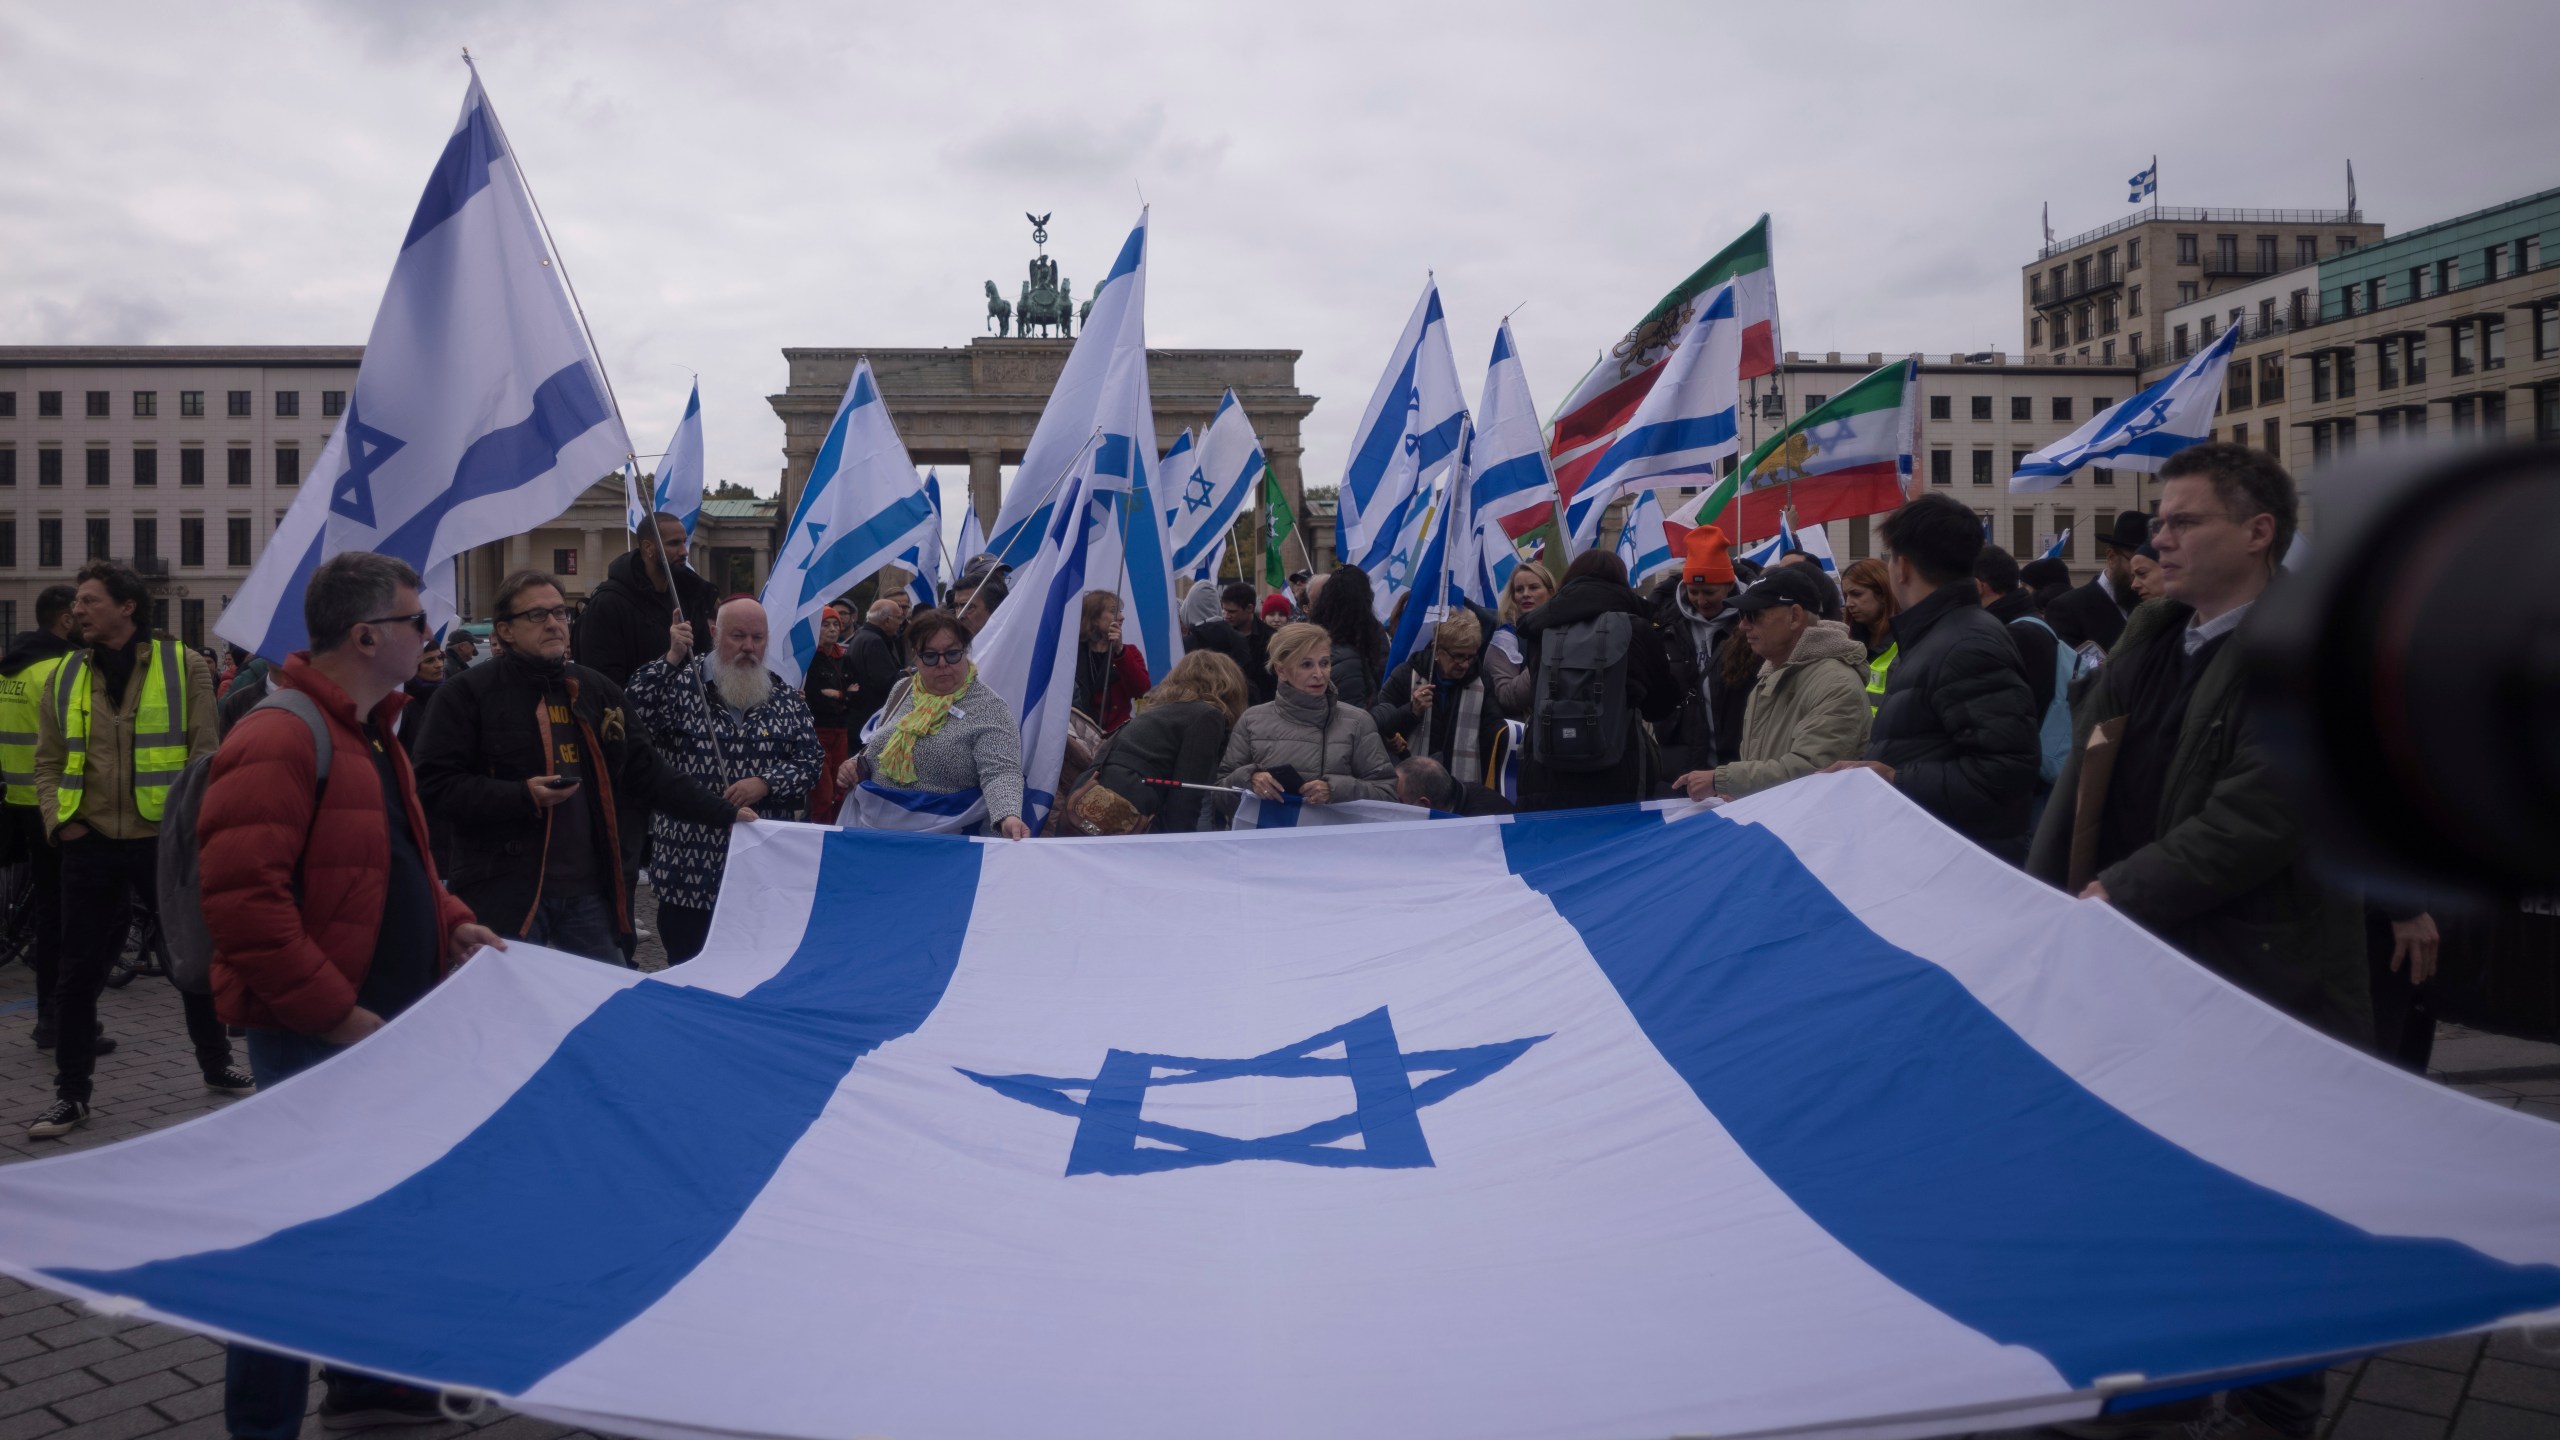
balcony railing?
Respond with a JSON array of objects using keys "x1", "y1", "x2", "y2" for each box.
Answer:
[
  {"x1": 2033, "y1": 268, "x2": 2125, "y2": 308},
  {"x1": 2201, "y1": 256, "x2": 2291, "y2": 280},
  {"x1": 2042, "y1": 204, "x2": 2367, "y2": 259}
]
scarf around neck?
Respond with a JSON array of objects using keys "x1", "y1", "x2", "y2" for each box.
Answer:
[{"x1": 872, "y1": 665, "x2": 975, "y2": 786}]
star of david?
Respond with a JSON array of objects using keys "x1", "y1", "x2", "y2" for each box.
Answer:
[
  {"x1": 2116, "y1": 392, "x2": 2176, "y2": 441},
  {"x1": 960, "y1": 1007, "x2": 1545, "y2": 1176},
  {"x1": 1384, "y1": 547, "x2": 1413, "y2": 588},
  {"x1": 1183, "y1": 470, "x2": 1217, "y2": 513},
  {"x1": 327, "y1": 400, "x2": 407, "y2": 527},
  {"x1": 795, "y1": 521, "x2": 828, "y2": 568}
]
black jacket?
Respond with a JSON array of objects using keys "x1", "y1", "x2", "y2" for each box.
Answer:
[
  {"x1": 1183, "y1": 619, "x2": 1254, "y2": 684},
  {"x1": 574, "y1": 549, "x2": 721, "y2": 691},
  {"x1": 804, "y1": 646, "x2": 857, "y2": 730},
  {"x1": 841, "y1": 622, "x2": 904, "y2": 742},
  {"x1": 1867, "y1": 581, "x2": 2041, "y2": 854},
  {"x1": 0, "y1": 628, "x2": 72, "y2": 683},
  {"x1": 1238, "y1": 619, "x2": 1278, "y2": 704},
  {"x1": 1649, "y1": 582, "x2": 1747, "y2": 772},
  {"x1": 1370, "y1": 654, "x2": 1507, "y2": 786},
  {"x1": 1514, "y1": 576, "x2": 1680, "y2": 812},
  {"x1": 411, "y1": 649, "x2": 735, "y2": 938},
  {"x1": 2042, "y1": 576, "x2": 2129, "y2": 655},
  {"x1": 1982, "y1": 588, "x2": 2060, "y2": 719},
  {"x1": 1095, "y1": 699, "x2": 1233, "y2": 834}
]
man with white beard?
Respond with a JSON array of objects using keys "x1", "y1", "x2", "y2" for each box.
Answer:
[{"x1": 627, "y1": 597, "x2": 823, "y2": 964}]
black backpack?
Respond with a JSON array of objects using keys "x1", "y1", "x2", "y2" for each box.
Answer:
[
  {"x1": 159, "y1": 689, "x2": 332, "y2": 995},
  {"x1": 1530, "y1": 611, "x2": 1635, "y2": 772}
]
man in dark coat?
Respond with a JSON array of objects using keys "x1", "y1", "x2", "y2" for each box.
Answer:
[
  {"x1": 1829, "y1": 494, "x2": 2040, "y2": 859},
  {"x1": 573, "y1": 513, "x2": 720, "y2": 690},
  {"x1": 1221, "y1": 582, "x2": 1278, "y2": 703},
  {"x1": 1370, "y1": 611, "x2": 1507, "y2": 790},
  {"x1": 1515, "y1": 551, "x2": 1681, "y2": 812},
  {"x1": 1650, "y1": 526, "x2": 1744, "y2": 777},
  {"x1": 2041, "y1": 509, "x2": 2147, "y2": 655},
  {"x1": 841, "y1": 600, "x2": 906, "y2": 745}
]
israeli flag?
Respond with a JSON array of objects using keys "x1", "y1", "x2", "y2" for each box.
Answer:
[
  {"x1": 1386, "y1": 421, "x2": 1479, "y2": 673},
  {"x1": 1615, "y1": 490, "x2": 1679, "y2": 589},
  {"x1": 897, "y1": 470, "x2": 949, "y2": 611},
  {"x1": 7, "y1": 774, "x2": 2558, "y2": 1440},
  {"x1": 1168, "y1": 391, "x2": 1266, "y2": 582},
  {"x1": 219, "y1": 66, "x2": 631, "y2": 660},
  {"x1": 652, "y1": 380, "x2": 705, "y2": 536},
  {"x1": 2128, "y1": 160, "x2": 2158, "y2": 203},
  {"x1": 759, "y1": 357, "x2": 938, "y2": 686},
  {"x1": 842, "y1": 778, "x2": 986, "y2": 835},
  {"x1": 1563, "y1": 279, "x2": 1742, "y2": 555},
  {"x1": 1337, "y1": 278, "x2": 1468, "y2": 576},
  {"x1": 1371, "y1": 471, "x2": 1444, "y2": 625},
  {"x1": 2012, "y1": 325, "x2": 2240, "y2": 492},
  {"x1": 971, "y1": 431, "x2": 1120, "y2": 831},
  {"x1": 2042, "y1": 527, "x2": 2072, "y2": 561},
  {"x1": 1232, "y1": 794, "x2": 1436, "y2": 829},
  {"x1": 952, "y1": 499, "x2": 986, "y2": 589},
  {"x1": 1469, "y1": 320, "x2": 1561, "y2": 552}
]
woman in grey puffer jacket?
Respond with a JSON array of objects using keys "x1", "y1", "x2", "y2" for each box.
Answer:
[{"x1": 1218, "y1": 622, "x2": 1397, "y2": 807}]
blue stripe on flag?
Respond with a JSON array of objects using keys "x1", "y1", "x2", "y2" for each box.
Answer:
[
  {"x1": 1103, "y1": 224, "x2": 1145, "y2": 287},
  {"x1": 1499, "y1": 808, "x2": 2560, "y2": 1389},
  {"x1": 1470, "y1": 452, "x2": 1552, "y2": 506},
  {"x1": 370, "y1": 362, "x2": 612, "y2": 565},
  {"x1": 795, "y1": 489, "x2": 941, "y2": 605},
  {"x1": 400, "y1": 103, "x2": 503, "y2": 250},
  {"x1": 51, "y1": 831, "x2": 984, "y2": 1394}
]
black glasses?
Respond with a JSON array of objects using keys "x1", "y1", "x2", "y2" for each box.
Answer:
[
  {"x1": 499, "y1": 605, "x2": 572, "y2": 626},
  {"x1": 361, "y1": 612, "x2": 430, "y2": 633},
  {"x1": 914, "y1": 646, "x2": 969, "y2": 666}
]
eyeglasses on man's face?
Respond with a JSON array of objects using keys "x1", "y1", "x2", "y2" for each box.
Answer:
[
  {"x1": 360, "y1": 612, "x2": 430, "y2": 634},
  {"x1": 500, "y1": 605, "x2": 573, "y2": 627}
]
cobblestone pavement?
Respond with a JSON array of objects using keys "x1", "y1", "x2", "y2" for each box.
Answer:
[{"x1": 0, "y1": 913, "x2": 2554, "y2": 1440}]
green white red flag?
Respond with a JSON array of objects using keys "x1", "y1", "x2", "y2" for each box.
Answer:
[{"x1": 1665, "y1": 359, "x2": 1918, "y2": 546}]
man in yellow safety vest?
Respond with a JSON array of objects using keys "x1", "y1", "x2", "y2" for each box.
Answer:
[
  {"x1": 27, "y1": 559, "x2": 247, "y2": 1139},
  {"x1": 1, "y1": 586, "x2": 78, "y2": 1048}
]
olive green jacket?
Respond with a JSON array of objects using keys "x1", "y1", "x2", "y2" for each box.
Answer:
[{"x1": 1712, "y1": 622, "x2": 1874, "y2": 799}]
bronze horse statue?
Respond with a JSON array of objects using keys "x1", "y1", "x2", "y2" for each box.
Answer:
[{"x1": 983, "y1": 280, "x2": 1012, "y2": 337}]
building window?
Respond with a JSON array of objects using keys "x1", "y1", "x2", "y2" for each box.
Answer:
[
  {"x1": 2030, "y1": 317, "x2": 2042, "y2": 347},
  {"x1": 2408, "y1": 265, "x2": 2428, "y2": 301},
  {"x1": 1970, "y1": 395, "x2": 1992, "y2": 421},
  {"x1": 2297, "y1": 236, "x2": 2318, "y2": 267},
  {"x1": 180, "y1": 599, "x2": 205, "y2": 648},
  {"x1": 1929, "y1": 394, "x2": 1951, "y2": 421},
  {"x1": 2366, "y1": 278, "x2": 2384, "y2": 312},
  {"x1": 86, "y1": 448, "x2": 109, "y2": 487},
  {"x1": 274, "y1": 391, "x2": 300, "y2": 418},
  {"x1": 2098, "y1": 246, "x2": 2118, "y2": 281},
  {"x1": 84, "y1": 518, "x2": 110, "y2": 562},
  {"x1": 227, "y1": 390, "x2": 252, "y2": 417},
  {"x1": 2093, "y1": 467, "x2": 2115, "y2": 486},
  {"x1": 2228, "y1": 364, "x2": 2252, "y2": 410},
  {"x1": 2177, "y1": 281, "x2": 2199, "y2": 305},
  {"x1": 2263, "y1": 419, "x2": 2280, "y2": 458},
  {"x1": 2102, "y1": 339, "x2": 2115, "y2": 363},
  {"x1": 2336, "y1": 236, "x2": 2358, "y2": 253},
  {"x1": 321, "y1": 390, "x2": 345, "y2": 418},
  {"x1": 181, "y1": 516, "x2": 204, "y2": 567},
  {"x1": 133, "y1": 448, "x2": 157, "y2": 487},
  {"x1": 275, "y1": 446, "x2": 300, "y2": 486},
  {"x1": 554, "y1": 548, "x2": 580, "y2": 576},
  {"x1": 2525, "y1": 235, "x2": 2544, "y2": 271},
  {"x1": 2099, "y1": 297, "x2": 2118, "y2": 334},
  {"x1": 39, "y1": 519, "x2": 62, "y2": 569},
  {"x1": 2290, "y1": 289, "x2": 2313, "y2": 327},
  {"x1": 2051, "y1": 397, "x2": 2073, "y2": 422},
  {"x1": 2257, "y1": 236, "x2": 2278, "y2": 271},
  {"x1": 2176, "y1": 234, "x2": 2198, "y2": 265},
  {"x1": 1971, "y1": 449, "x2": 1993, "y2": 485},
  {"x1": 84, "y1": 391, "x2": 110, "y2": 418},
  {"x1": 2010, "y1": 396, "x2": 2032, "y2": 421},
  {"x1": 2260, "y1": 352, "x2": 2286, "y2": 402},
  {"x1": 226, "y1": 516, "x2": 252, "y2": 567},
  {"x1": 2407, "y1": 335, "x2": 2426, "y2": 383},
  {"x1": 2128, "y1": 284, "x2": 2142, "y2": 317},
  {"x1": 2484, "y1": 393, "x2": 2507, "y2": 439},
  {"x1": 2173, "y1": 324, "x2": 2191, "y2": 359},
  {"x1": 0, "y1": 521, "x2": 12, "y2": 568},
  {"x1": 2438, "y1": 257, "x2": 2459, "y2": 292},
  {"x1": 132, "y1": 516, "x2": 158, "y2": 566},
  {"x1": 2335, "y1": 416, "x2": 2356, "y2": 451},
  {"x1": 2010, "y1": 447, "x2": 2028, "y2": 477},
  {"x1": 0, "y1": 392, "x2": 12, "y2": 417},
  {"x1": 180, "y1": 448, "x2": 205, "y2": 486},
  {"x1": 180, "y1": 390, "x2": 204, "y2": 417},
  {"x1": 2131, "y1": 331, "x2": 2143, "y2": 360},
  {"x1": 2127, "y1": 238, "x2": 2142, "y2": 269},
  {"x1": 38, "y1": 449, "x2": 62, "y2": 486},
  {"x1": 132, "y1": 390, "x2": 157, "y2": 418},
  {"x1": 1802, "y1": 393, "x2": 1827, "y2": 414},
  {"x1": 2337, "y1": 286, "x2": 2356, "y2": 318},
  {"x1": 2311, "y1": 354, "x2": 2333, "y2": 402},
  {"x1": 2452, "y1": 321, "x2": 2476, "y2": 377},
  {"x1": 37, "y1": 391, "x2": 63, "y2": 417},
  {"x1": 1930, "y1": 449, "x2": 1952, "y2": 486},
  {"x1": 2337, "y1": 352, "x2": 2356, "y2": 398},
  {"x1": 2484, "y1": 315, "x2": 2506, "y2": 369},
  {"x1": 227, "y1": 447, "x2": 251, "y2": 486},
  {"x1": 2484, "y1": 243, "x2": 2506, "y2": 281},
  {"x1": 2215, "y1": 235, "x2": 2239, "y2": 270},
  {"x1": 0, "y1": 449, "x2": 12, "y2": 486},
  {"x1": 2537, "y1": 306, "x2": 2559, "y2": 362},
  {"x1": 2233, "y1": 424, "x2": 2249, "y2": 445},
  {"x1": 2377, "y1": 340, "x2": 2399, "y2": 390},
  {"x1": 2074, "y1": 305, "x2": 2091, "y2": 342}
]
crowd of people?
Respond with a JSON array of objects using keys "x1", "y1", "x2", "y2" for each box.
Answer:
[{"x1": 0, "y1": 443, "x2": 2451, "y2": 1440}]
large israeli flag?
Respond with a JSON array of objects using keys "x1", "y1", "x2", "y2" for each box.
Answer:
[
  {"x1": 1167, "y1": 391, "x2": 1266, "y2": 582},
  {"x1": 1562, "y1": 279, "x2": 1742, "y2": 555},
  {"x1": 2012, "y1": 325, "x2": 2240, "y2": 491},
  {"x1": 1337, "y1": 278, "x2": 1468, "y2": 576},
  {"x1": 219, "y1": 66, "x2": 631, "y2": 659},
  {"x1": 5, "y1": 774, "x2": 2558, "y2": 1440},
  {"x1": 759, "y1": 357, "x2": 938, "y2": 686},
  {"x1": 651, "y1": 380, "x2": 706, "y2": 536},
  {"x1": 971, "y1": 431, "x2": 1119, "y2": 830}
]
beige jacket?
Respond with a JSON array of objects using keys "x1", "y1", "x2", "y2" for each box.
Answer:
[
  {"x1": 33, "y1": 637, "x2": 219, "y2": 840},
  {"x1": 1712, "y1": 620, "x2": 1874, "y2": 798}
]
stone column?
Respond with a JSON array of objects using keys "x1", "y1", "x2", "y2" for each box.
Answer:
[{"x1": 968, "y1": 447, "x2": 1003, "y2": 529}]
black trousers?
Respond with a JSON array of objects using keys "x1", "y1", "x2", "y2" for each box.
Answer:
[
  {"x1": 55, "y1": 833, "x2": 231, "y2": 1102},
  {"x1": 655, "y1": 900, "x2": 715, "y2": 968},
  {"x1": 4, "y1": 806, "x2": 62, "y2": 1028}
]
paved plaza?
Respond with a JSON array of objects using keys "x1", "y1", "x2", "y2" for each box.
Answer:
[{"x1": 0, "y1": 906, "x2": 2554, "y2": 1440}]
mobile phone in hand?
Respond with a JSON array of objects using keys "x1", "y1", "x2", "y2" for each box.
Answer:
[{"x1": 541, "y1": 775, "x2": 580, "y2": 789}]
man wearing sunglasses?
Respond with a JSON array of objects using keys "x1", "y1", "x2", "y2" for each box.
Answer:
[{"x1": 413, "y1": 570, "x2": 753, "y2": 966}]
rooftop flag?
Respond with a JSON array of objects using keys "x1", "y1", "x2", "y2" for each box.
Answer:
[
  {"x1": 2011, "y1": 326, "x2": 2240, "y2": 492},
  {"x1": 2129, "y1": 157, "x2": 2158, "y2": 204}
]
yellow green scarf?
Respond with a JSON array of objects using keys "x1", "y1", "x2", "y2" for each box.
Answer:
[{"x1": 871, "y1": 666, "x2": 975, "y2": 786}]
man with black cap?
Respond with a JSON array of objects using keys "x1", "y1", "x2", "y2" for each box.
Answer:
[
  {"x1": 1670, "y1": 565, "x2": 1871, "y2": 801},
  {"x1": 2041, "y1": 509, "x2": 2148, "y2": 655}
]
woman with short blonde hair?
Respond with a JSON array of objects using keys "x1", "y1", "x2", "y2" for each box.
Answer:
[
  {"x1": 1214, "y1": 621, "x2": 1396, "y2": 813},
  {"x1": 1485, "y1": 559, "x2": 1557, "y2": 717}
]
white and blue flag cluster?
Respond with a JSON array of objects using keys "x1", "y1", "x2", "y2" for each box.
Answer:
[
  {"x1": 971, "y1": 428, "x2": 1118, "y2": 832},
  {"x1": 1561, "y1": 279, "x2": 1742, "y2": 554},
  {"x1": 758, "y1": 357, "x2": 939, "y2": 686},
  {"x1": 4, "y1": 773, "x2": 2556, "y2": 1440},
  {"x1": 1335, "y1": 279, "x2": 1467, "y2": 581},
  {"x1": 1163, "y1": 391, "x2": 1267, "y2": 585},
  {"x1": 2011, "y1": 325, "x2": 2240, "y2": 492},
  {"x1": 219, "y1": 68, "x2": 631, "y2": 660}
]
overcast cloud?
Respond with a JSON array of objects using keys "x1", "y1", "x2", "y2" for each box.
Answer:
[{"x1": 4, "y1": 0, "x2": 2554, "y2": 496}]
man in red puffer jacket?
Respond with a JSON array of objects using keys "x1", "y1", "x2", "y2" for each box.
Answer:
[{"x1": 196, "y1": 551, "x2": 507, "y2": 1439}]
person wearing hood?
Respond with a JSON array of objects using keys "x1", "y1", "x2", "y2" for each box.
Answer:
[
  {"x1": 413, "y1": 570, "x2": 753, "y2": 965},
  {"x1": 1515, "y1": 550, "x2": 1682, "y2": 811},
  {"x1": 0, "y1": 586, "x2": 79, "y2": 1051},
  {"x1": 1180, "y1": 579, "x2": 1252, "y2": 679},
  {"x1": 1650, "y1": 526, "x2": 1746, "y2": 777},
  {"x1": 1671, "y1": 566, "x2": 1873, "y2": 801},
  {"x1": 573, "y1": 512, "x2": 720, "y2": 690}
]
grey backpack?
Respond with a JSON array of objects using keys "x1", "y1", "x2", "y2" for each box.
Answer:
[
  {"x1": 1530, "y1": 611, "x2": 1636, "y2": 772},
  {"x1": 159, "y1": 688, "x2": 332, "y2": 995}
]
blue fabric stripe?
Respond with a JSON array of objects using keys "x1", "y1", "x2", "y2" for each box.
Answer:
[
  {"x1": 1499, "y1": 808, "x2": 2560, "y2": 1390},
  {"x1": 52, "y1": 831, "x2": 983, "y2": 1394},
  {"x1": 401, "y1": 103, "x2": 503, "y2": 250},
  {"x1": 1470, "y1": 451, "x2": 1552, "y2": 507},
  {"x1": 794, "y1": 489, "x2": 939, "y2": 605},
  {"x1": 371, "y1": 362, "x2": 613, "y2": 567},
  {"x1": 1102, "y1": 221, "x2": 1146, "y2": 288},
  {"x1": 1579, "y1": 408, "x2": 1739, "y2": 494}
]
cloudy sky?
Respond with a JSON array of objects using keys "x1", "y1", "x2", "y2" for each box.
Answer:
[{"x1": 5, "y1": 1, "x2": 2554, "y2": 497}]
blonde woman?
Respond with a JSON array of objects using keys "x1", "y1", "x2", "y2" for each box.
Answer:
[
  {"x1": 1217, "y1": 622, "x2": 1397, "y2": 808},
  {"x1": 1482, "y1": 558, "x2": 1556, "y2": 717},
  {"x1": 1059, "y1": 650, "x2": 1252, "y2": 835}
]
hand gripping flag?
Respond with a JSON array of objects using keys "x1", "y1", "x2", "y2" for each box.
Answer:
[
  {"x1": 1470, "y1": 319, "x2": 1561, "y2": 549},
  {"x1": 1542, "y1": 216, "x2": 1779, "y2": 533},
  {"x1": 1614, "y1": 489, "x2": 1680, "y2": 590},
  {"x1": 1336, "y1": 278, "x2": 1467, "y2": 576},
  {"x1": 220, "y1": 66, "x2": 631, "y2": 659},
  {"x1": 1561, "y1": 278, "x2": 1742, "y2": 554},
  {"x1": 1669, "y1": 358, "x2": 1919, "y2": 545},
  {"x1": 2012, "y1": 325, "x2": 2240, "y2": 492},
  {"x1": 1168, "y1": 391, "x2": 1266, "y2": 584},
  {"x1": 652, "y1": 380, "x2": 706, "y2": 536},
  {"x1": 5, "y1": 774, "x2": 2559, "y2": 1440},
  {"x1": 758, "y1": 357, "x2": 938, "y2": 686}
]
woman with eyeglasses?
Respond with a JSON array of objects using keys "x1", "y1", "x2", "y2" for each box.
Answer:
[{"x1": 832, "y1": 609, "x2": 1031, "y2": 839}]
